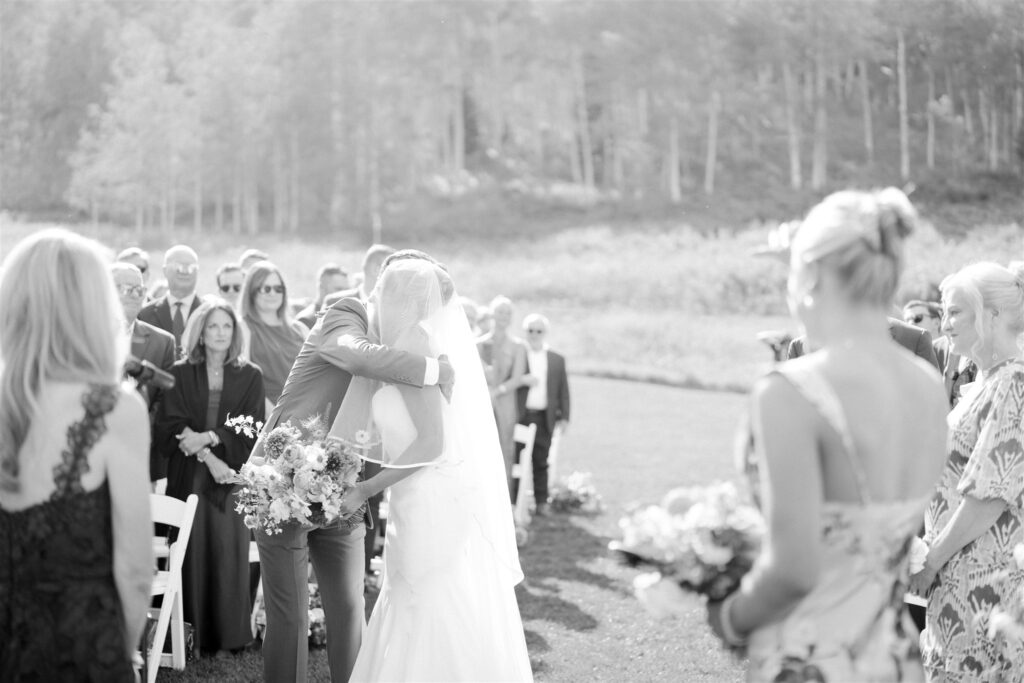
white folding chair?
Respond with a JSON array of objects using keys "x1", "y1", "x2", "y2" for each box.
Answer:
[
  {"x1": 143, "y1": 493, "x2": 199, "y2": 683},
  {"x1": 512, "y1": 422, "x2": 537, "y2": 527}
]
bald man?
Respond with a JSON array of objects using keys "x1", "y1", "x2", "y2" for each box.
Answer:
[{"x1": 137, "y1": 244, "x2": 202, "y2": 352}]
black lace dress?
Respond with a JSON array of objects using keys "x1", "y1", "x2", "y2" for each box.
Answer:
[{"x1": 0, "y1": 384, "x2": 136, "y2": 682}]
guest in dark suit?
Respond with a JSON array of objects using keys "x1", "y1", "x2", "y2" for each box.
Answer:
[
  {"x1": 251, "y1": 249, "x2": 453, "y2": 683},
  {"x1": 296, "y1": 263, "x2": 349, "y2": 329},
  {"x1": 138, "y1": 244, "x2": 202, "y2": 352},
  {"x1": 515, "y1": 314, "x2": 571, "y2": 516},
  {"x1": 157, "y1": 298, "x2": 265, "y2": 657},
  {"x1": 112, "y1": 262, "x2": 176, "y2": 482},
  {"x1": 932, "y1": 320, "x2": 977, "y2": 409},
  {"x1": 787, "y1": 317, "x2": 938, "y2": 369}
]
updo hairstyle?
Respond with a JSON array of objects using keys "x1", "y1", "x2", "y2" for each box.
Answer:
[{"x1": 792, "y1": 187, "x2": 917, "y2": 307}]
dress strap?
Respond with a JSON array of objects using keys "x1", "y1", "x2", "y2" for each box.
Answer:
[
  {"x1": 773, "y1": 363, "x2": 871, "y2": 505},
  {"x1": 50, "y1": 384, "x2": 120, "y2": 500}
]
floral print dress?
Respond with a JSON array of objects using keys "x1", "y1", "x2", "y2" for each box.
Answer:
[
  {"x1": 921, "y1": 359, "x2": 1024, "y2": 682},
  {"x1": 741, "y1": 362, "x2": 927, "y2": 682}
]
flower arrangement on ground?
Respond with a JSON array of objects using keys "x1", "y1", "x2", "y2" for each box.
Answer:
[
  {"x1": 231, "y1": 414, "x2": 364, "y2": 535},
  {"x1": 611, "y1": 481, "x2": 764, "y2": 616},
  {"x1": 548, "y1": 471, "x2": 605, "y2": 514}
]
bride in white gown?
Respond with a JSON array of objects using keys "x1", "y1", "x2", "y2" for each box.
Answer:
[{"x1": 331, "y1": 257, "x2": 533, "y2": 682}]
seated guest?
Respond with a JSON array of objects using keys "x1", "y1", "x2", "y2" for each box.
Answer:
[
  {"x1": 902, "y1": 299, "x2": 942, "y2": 339},
  {"x1": 240, "y1": 261, "x2": 308, "y2": 413},
  {"x1": 239, "y1": 248, "x2": 269, "y2": 273},
  {"x1": 296, "y1": 263, "x2": 348, "y2": 329},
  {"x1": 911, "y1": 261, "x2": 1024, "y2": 682},
  {"x1": 708, "y1": 188, "x2": 948, "y2": 680},
  {"x1": 157, "y1": 299, "x2": 265, "y2": 658},
  {"x1": 112, "y1": 262, "x2": 176, "y2": 482},
  {"x1": 138, "y1": 245, "x2": 202, "y2": 352},
  {"x1": 215, "y1": 262, "x2": 245, "y2": 310},
  {"x1": 0, "y1": 228, "x2": 152, "y2": 681}
]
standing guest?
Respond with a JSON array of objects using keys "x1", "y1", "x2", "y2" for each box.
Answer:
[
  {"x1": 932, "y1": 327, "x2": 977, "y2": 410},
  {"x1": 138, "y1": 245, "x2": 202, "y2": 352},
  {"x1": 707, "y1": 188, "x2": 948, "y2": 680},
  {"x1": 241, "y1": 261, "x2": 308, "y2": 413},
  {"x1": 903, "y1": 299, "x2": 943, "y2": 339},
  {"x1": 477, "y1": 295, "x2": 528, "y2": 497},
  {"x1": 116, "y1": 246, "x2": 151, "y2": 285},
  {"x1": 215, "y1": 262, "x2": 245, "y2": 310},
  {"x1": 157, "y1": 299, "x2": 265, "y2": 658},
  {"x1": 296, "y1": 263, "x2": 349, "y2": 329},
  {"x1": 460, "y1": 296, "x2": 482, "y2": 336},
  {"x1": 516, "y1": 314, "x2": 571, "y2": 516},
  {"x1": 239, "y1": 248, "x2": 269, "y2": 273},
  {"x1": 0, "y1": 228, "x2": 153, "y2": 681},
  {"x1": 112, "y1": 262, "x2": 176, "y2": 482},
  {"x1": 910, "y1": 261, "x2": 1024, "y2": 682}
]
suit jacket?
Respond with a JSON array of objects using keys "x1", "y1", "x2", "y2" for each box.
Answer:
[
  {"x1": 137, "y1": 294, "x2": 202, "y2": 350},
  {"x1": 516, "y1": 349, "x2": 571, "y2": 434},
  {"x1": 253, "y1": 297, "x2": 428, "y2": 457},
  {"x1": 787, "y1": 318, "x2": 939, "y2": 369},
  {"x1": 131, "y1": 319, "x2": 177, "y2": 481},
  {"x1": 157, "y1": 359, "x2": 266, "y2": 509},
  {"x1": 933, "y1": 335, "x2": 977, "y2": 407}
]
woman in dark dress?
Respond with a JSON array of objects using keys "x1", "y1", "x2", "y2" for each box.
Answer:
[
  {"x1": 240, "y1": 260, "x2": 308, "y2": 413},
  {"x1": 0, "y1": 229, "x2": 153, "y2": 682},
  {"x1": 158, "y1": 298, "x2": 265, "y2": 657}
]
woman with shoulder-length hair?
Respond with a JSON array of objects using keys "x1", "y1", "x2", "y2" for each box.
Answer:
[
  {"x1": 157, "y1": 298, "x2": 265, "y2": 657},
  {"x1": 911, "y1": 261, "x2": 1024, "y2": 682},
  {"x1": 707, "y1": 189, "x2": 949, "y2": 681},
  {"x1": 0, "y1": 228, "x2": 152, "y2": 681},
  {"x1": 240, "y1": 261, "x2": 308, "y2": 414}
]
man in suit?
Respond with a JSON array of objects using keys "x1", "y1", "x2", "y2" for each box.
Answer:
[
  {"x1": 296, "y1": 263, "x2": 349, "y2": 329},
  {"x1": 112, "y1": 263, "x2": 176, "y2": 481},
  {"x1": 515, "y1": 313, "x2": 571, "y2": 517},
  {"x1": 252, "y1": 249, "x2": 453, "y2": 683},
  {"x1": 137, "y1": 244, "x2": 202, "y2": 353},
  {"x1": 787, "y1": 317, "x2": 939, "y2": 369}
]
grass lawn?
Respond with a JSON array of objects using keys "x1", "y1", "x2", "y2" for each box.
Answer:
[{"x1": 157, "y1": 376, "x2": 747, "y2": 682}]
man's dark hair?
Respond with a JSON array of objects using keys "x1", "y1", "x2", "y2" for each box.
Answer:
[{"x1": 317, "y1": 263, "x2": 347, "y2": 280}]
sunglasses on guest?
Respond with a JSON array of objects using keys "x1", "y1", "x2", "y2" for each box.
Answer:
[
  {"x1": 527, "y1": 328, "x2": 546, "y2": 335},
  {"x1": 116, "y1": 283, "x2": 146, "y2": 299},
  {"x1": 168, "y1": 263, "x2": 198, "y2": 276},
  {"x1": 219, "y1": 284, "x2": 242, "y2": 293},
  {"x1": 258, "y1": 284, "x2": 285, "y2": 294}
]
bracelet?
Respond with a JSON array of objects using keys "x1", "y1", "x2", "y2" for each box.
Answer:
[
  {"x1": 207, "y1": 431, "x2": 220, "y2": 447},
  {"x1": 196, "y1": 448, "x2": 211, "y2": 464},
  {"x1": 719, "y1": 592, "x2": 748, "y2": 647}
]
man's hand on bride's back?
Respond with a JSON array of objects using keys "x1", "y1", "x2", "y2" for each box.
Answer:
[
  {"x1": 338, "y1": 482, "x2": 369, "y2": 518},
  {"x1": 438, "y1": 354, "x2": 455, "y2": 403}
]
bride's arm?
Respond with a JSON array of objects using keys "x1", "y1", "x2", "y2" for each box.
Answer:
[
  {"x1": 720, "y1": 374, "x2": 824, "y2": 638},
  {"x1": 339, "y1": 328, "x2": 445, "y2": 511}
]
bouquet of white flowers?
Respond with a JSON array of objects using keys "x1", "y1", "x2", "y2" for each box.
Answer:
[
  {"x1": 231, "y1": 414, "x2": 365, "y2": 535},
  {"x1": 611, "y1": 481, "x2": 764, "y2": 610}
]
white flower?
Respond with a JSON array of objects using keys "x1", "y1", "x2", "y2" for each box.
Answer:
[
  {"x1": 633, "y1": 572, "x2": 689, "y2": 620},
  {"x1": 269, "y1": 498, "x2": 291, "y2": 521},
  {"x1": 692, "y1": 534, "x2": 734, "y2": 567},
  {"x1": 354, "y1": 430, "x2": 370, "y2": 445},
  {"x1": 909, "y1": 537, "x2": 930, "y2": 575},
  {"x1": 1013, "y1": 543, "x2": 1024, "y2": 571}
]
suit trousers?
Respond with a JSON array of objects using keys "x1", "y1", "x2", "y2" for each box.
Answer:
[
  {"x1": 522, "y1": 409, "x2": 553, "y2": 505},
  {"x1": 256, "y1": 522, "x2": 366, "y2": 683}
]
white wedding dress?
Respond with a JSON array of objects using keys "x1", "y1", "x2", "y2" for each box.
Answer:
[{"x1": 339, "y1": 260, "x2": 533, "y2": 683}]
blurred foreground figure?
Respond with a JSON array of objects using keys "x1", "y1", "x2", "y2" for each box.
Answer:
[
  {"x1": 0, "y1": 228, "x2": 153, "y2": 681},
  {"x1": 708, "y1": 189, "x2": 948, "y2": 681}
]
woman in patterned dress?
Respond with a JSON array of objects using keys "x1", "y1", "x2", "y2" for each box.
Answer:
[
  {"x1": 708, "y1": 189, "x2": 949, "y2": 681},
  {"x1": 911, "y1": 261, "x2": 1024, "y2": 682}
]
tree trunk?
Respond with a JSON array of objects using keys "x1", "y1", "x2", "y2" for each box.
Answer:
[
  {"x1": 978, "y1": 89, "x2": 989, "y2": 152},
  {"x1": 704, "y1": 91, "x2": 720, "y2": 195},
  {"x1": 811, "y1": 44, "x2": 828, "y2": 190},
  {"x1": 193, "y1": 173, "x2": 202, "y2": 233},
  {"x1": 859, "y1": 59, "x2": 874, "y2": 165},
  {"x1": 783, "y1": 62, "x2": 802, "y2": 189},
  {"x1": 988, "y1": 99, "x2": 999, "y2": 171},
  {"x1": 962, "y1": 89, "x2": 975, "y2": 150},
  {"x1": 572, "y1": 48, "x2": 595, "y2": 191},
  {"x1": 215, "y1": 176, "x2": 223, "y2": 232},
  {"x1": 926, "y1": 64, "x2": 935, "y2": 170},
  {"x1": 232, "y1": 164, "x2": 242, "y2": 235},
  {"x1": 289, "y1": 129, "x2": 299, "y2": 233},
  {"x1": 273, "y1": 135, "x2": 285, "y2": 234},
  {"x1": 488, "y1": 11, "x2": 503, "y2": 153},
  {"x1": 667, "y1": 115, "x2": 681, "y2": 203},
  {"x1": 897, "y1": 29, "x2": 910, "y2": 181}
]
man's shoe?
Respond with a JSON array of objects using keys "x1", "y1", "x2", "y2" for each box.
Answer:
[{"x1": 534, "y1": 503, "x2": 548, "y2": 517}]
